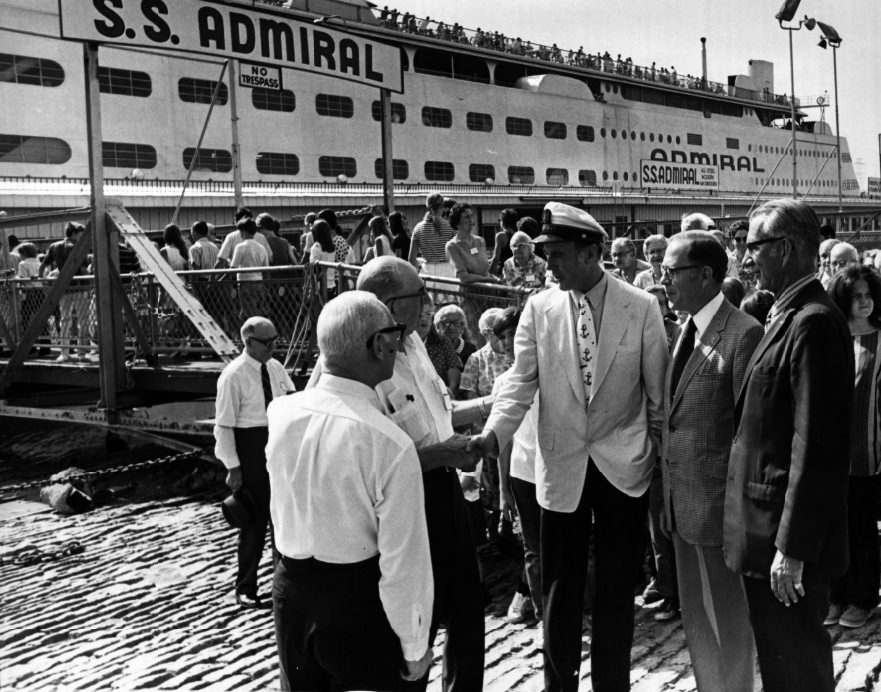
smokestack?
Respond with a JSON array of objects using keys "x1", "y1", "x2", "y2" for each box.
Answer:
[{"x1": 701, "y1": 37, "x2": 708, "y2": 86}]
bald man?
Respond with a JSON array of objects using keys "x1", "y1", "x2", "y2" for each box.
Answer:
[
  {"x1": 829, "y1": 242, "x2": 859, "y2": 277},
  {"x1": 215, "y1": 316, "x2": 295, "y2": 609},
  {"x1": 818, "y1": 239, "x2": 840, "y2": 288}
]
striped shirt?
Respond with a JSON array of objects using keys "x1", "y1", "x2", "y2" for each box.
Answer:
[{"x1": 412, "y1": 215, "x2": 454, "y2": 263}]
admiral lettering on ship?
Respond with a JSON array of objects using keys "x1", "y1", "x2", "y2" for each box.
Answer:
[{"x1": 58, "y1": 0, "x2": 403, "y2": 93}]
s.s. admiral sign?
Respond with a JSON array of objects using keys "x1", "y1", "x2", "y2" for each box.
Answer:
[
  {"x1": 640, "y1": 159, "x2": 719, "y2": 190},
  {"x1": 58, "y1": 0, "x2": 403, "y2": 93}
]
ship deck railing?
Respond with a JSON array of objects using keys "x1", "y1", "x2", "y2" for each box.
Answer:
[
  {"x1": 374, "y1": 9, "x2": 795, "y2": 107},
  {"x1": 0, "y1": 263, "x2": 531, "y2": 368},
  {"x1": 1, "y1": 177, "x2": 854, "y2": 203}
]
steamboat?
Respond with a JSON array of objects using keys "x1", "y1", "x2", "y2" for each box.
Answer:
[{"x1": 1, "y1": 0, "x2": 878, "y2": 236}]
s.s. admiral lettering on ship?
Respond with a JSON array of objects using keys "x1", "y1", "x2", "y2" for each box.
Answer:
[
  {"x1": 641, "y1": 160, "x2": 719, "y2": 190},
  {"x1": 57, "y1": 0, "x2": 403, "y2": 93}
]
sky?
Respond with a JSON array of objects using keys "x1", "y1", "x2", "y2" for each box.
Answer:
[{"x1": 394, "y1": 0, "x2": 881, "y2": 186}]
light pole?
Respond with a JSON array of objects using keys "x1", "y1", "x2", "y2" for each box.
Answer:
[
  {"x1": 817, "y1": 21, "x2": 843, "y2": 221},
  {"x1": 775, "y1": 0, "x2": 815, "y2": 198}
]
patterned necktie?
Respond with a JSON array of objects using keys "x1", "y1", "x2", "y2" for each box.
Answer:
[
  {"x1": 670, "y1": 319, "x2": 697, "y2": 395},
  {"x1": 576, "y1": 296, "x2": 597, "y2": 405},
  {"x1": 261, "y1": 363, "x2": 273, "y2": 410}
]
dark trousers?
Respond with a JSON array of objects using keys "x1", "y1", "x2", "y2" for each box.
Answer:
[
  {"x1": 422, "y1": 468, "x2": 485, "y2": 692},
  {"x1": 743, "y1": 565, "x2": 834, "y2": 692},
  {"x1": 273, "y1": 555, "x2": 424, "y2": 691},
  {"x1": 832, "y1": 474, "x2": 881, "y2": 610},
  {"x1": 233, "y1": 427, "x2": 275, "y2": 596},
  {"x1": 647, "y1": 465, "x2": 677, "y2": 599},
  {"x1": 511, "y1": 476, "x2": 542, "y2": 615},
  {"x1": 541, "y1": 461, "x2": 649, "y2": 692}
]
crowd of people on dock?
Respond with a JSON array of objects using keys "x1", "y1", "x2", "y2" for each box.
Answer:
[{"x1": 212, "y1": 194, "x2": 878, "y2": 692}]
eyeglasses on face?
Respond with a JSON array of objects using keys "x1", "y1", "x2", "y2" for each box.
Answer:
[
  {"x1": 745, "y1": 236, "x2": 786, "y2": 253},
  {"x1": 366, "y1": 323, "x2": 407, "y2": 350},
  {"x1": 249, "y1": 334, "x2": 278, "y2": 347},
  {"x1": 437, "y1": 318, "x2": 465, "y2": 328},
  {"x1": 734, "y1": 236, "x2": 748, "y2": 244},
  {"x1": 660, "y1": 264, "x2": 699, "y2": 280},
  {"x1": 386, "y1": 284, "x2": 427, "y2": 306}
]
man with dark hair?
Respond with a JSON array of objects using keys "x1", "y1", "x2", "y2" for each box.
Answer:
[
  {"x1": 660, "y1": 231, "x2": 763, "y2": 692},
  {"x1": 490, "y1": 207, "x2": 519, "y2": 275},
  {"x1": 231, "y1": 218, "x2": 269, "y2": 320},
  {"x1": 473, "y1": 202, "x2": 668, "y2": 691},
  {"x1": 188, "y1": 220, "x2": 218, "y2": 271},
  {"x1": 724, "y1": 198, "x2": 853, "y2": 692},
  {"x1": 40, "y1": 222, "x2": 90, "y2": 362}
]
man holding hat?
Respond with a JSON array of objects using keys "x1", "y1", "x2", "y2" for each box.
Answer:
[
  {"x1": 408, "y1": 191, "x2": 456, "y2": 279},
  {"x1": 214, "y1": 316, "x2": 295, "y2": 609},
  {"x1": 472, "y1": 202, "x2": 668, "y2": 691},
  {"x1": 501, "y1": 230, "x2": 547, "y2": 291}
]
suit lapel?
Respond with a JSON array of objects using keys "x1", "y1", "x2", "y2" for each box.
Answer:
[
  {"x1": 545, "y1": 290, "x2": 586, "y2": 407},
  {"x1": 670, "y1": 299, "x2": 730, "y2": 412},
  {"x1": 735, "y1": 306, "x2": 793, "y2": 407},
  {"x1": 592, "y1": 278, "x2": 630, "y2": 395}
]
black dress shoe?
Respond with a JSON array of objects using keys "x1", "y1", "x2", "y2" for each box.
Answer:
[{"x1": 236, "y1": 592, "x2": 270, "y2": 610}]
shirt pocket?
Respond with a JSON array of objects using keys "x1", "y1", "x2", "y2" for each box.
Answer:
[{"x1": 389, "y1": 403, "x2": 431, "y2": 446}]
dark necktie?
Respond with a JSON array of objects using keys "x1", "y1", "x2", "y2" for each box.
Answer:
[
  {"x1": 670, "y1": 319, "x2": 697, "y2": 396},
  {"x1": 261, "y1": 363, "x2": 273, "y2": 410}
]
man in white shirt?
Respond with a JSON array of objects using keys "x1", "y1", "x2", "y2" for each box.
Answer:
[
  {"x1": 354, "y1": 257, "x2": 490, "y2": 692},
  {"x1": 214, "y1": 316, "x2": 295, "y2": 609},
  {"x1": 230, "y1": 218, "x2": 270, "y2": 321},
  {"x1": 268, "y1": 291, "x2": 433, "y2": 690},
  {"x1": 215, "y1": 206, "x2": 272, "y2": 268}
]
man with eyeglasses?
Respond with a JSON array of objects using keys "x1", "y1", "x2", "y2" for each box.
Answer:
[
  {"x1": 817, "y1": 238, "x2": 840, "y2": 289},
  {"x1": 828, "y1": 242, "x2": 860, "y2": 276},
  {"x1": 268, "y1": 292, "x2": 434, "y2": 690},
  {"x1": 723, "y1": 199, "x2": 852, "y2": 692},
  {"x1": 659, "y1": 231, "x2": 763, "y2": 691},
  {"x1": 343, "y1": 256, "x2": 492, "y2": 692},
  {"x1": 610, "y1": 237, "x2": 640, "y2": 284},
  {"x1": 214, "y1": 316, "x2": 295, "y2": 609}
]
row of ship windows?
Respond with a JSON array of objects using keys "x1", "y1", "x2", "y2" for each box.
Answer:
[
  {"x1": 0, "y1": 134, "x2": 601, "y2": 184},
  {"x1": 751, "y1": 177, "x2": 844, "y2": 188},
  {"x1": 0, "y1": 135, "x2": 845, "y2": 188},
  {"x1": 4, "y1": 53, "x2": 842, "y2": 160}
]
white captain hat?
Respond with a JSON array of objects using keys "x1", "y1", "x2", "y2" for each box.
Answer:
[{"x1": 535, "y1": 202, "x2": 608, "y2": 245}]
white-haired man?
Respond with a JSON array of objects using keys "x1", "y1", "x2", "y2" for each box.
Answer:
[
  {"x1": 681, "y1": 212, "x2": 715, "y2": 233},
  {"x1": 268, "y1": 292, "x2": 433, "y2": 690},
  {"x1": 214, "y1": 316, "x2": 295, "y2": 609},
  {"x1": 829, "y1": 242, "x2": 859, "y2": 276}
]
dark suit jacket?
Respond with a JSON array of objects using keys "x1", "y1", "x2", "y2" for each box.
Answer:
[
  {"x1": 723, "y1": 279, "x2": 853, "y2": 579},
  {"x1": 662, "y1": 298, "x2": 764, "y2": 546}
]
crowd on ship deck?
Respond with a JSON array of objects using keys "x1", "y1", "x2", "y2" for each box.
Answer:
[
  {"x1": 371, "y1": 5, "x2": 801, "y2": 104},
  {"x1": 196, "y1": 191, "x2": 878, "y2": 692}
]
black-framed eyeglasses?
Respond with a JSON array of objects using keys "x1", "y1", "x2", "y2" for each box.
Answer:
[
  {"x1": 385, "y1": 284, "x2": 427, "y2": 307},
  {"x1": 734, "y1": 236, "x2": 748, "y2": 244},
  {"x1": 660, "y1": 264, "x2": 700, "y2": 280},
  {"x1": 745, "y1": 236, "x2": 786, "y2": 253},
  {"x1": 366, "y1": 323, "x2": 407, "y2": 350},
  {"x1": 248, "y1": 335, "x2": 278, "y2": 347}
]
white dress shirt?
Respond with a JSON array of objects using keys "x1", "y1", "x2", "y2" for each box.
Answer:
[
  {"x1": 375, "y1": 333, "x2": 455, "y2": 449},
  {"x1": 691, "y1": 290, "x2": 726, "y2": 341},
  {"x1": 266, "y1": 374, "x2": 433, "y2": 660},
  {"x1": 218, "y1": 229, "x2": 271, "y2": 262},
  {"x1": 213, "y1": 353, "x2": 295, "y2": 469}
]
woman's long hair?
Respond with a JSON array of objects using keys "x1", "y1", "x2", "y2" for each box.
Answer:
[
  {"x1": 163, "y1": 223, "x2": 188, "y2": 258},
  {"x1": 828, "y1": 265, "x2": 881, "y2": 329},
  {"x1": 311, "y1": 219, "x2": 335, "y2": 253}
]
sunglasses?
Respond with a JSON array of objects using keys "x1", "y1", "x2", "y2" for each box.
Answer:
[{"x1": 366, "y1": 323, "x2": 407, "y2": 350}]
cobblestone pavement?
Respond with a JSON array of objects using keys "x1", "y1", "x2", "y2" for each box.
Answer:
[{"x1": 1, "y1": 456, "x2": 881, "y2": 690}]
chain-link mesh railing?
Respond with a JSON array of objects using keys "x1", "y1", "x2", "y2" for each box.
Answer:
[{"x1": 0, "y1": 262, "x2": 529, "y2": 365}]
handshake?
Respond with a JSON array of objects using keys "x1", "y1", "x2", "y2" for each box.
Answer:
[{"x1": 434, "y1": 431, "x2": 499, "y2": 471}]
